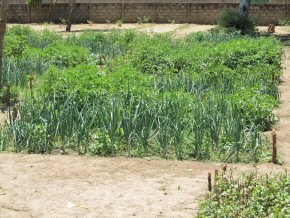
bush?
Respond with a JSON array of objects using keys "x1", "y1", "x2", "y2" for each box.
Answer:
[{"x1": 218, "y1": 9, "x2": 256, "y2": 35}]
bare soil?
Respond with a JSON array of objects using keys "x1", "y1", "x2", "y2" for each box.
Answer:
[
  {"x1": 7, "y1": 23, "x2": 290, "y2": 36},
  {"x1": 274, "y1": 46, "x2": 290, "y2": 168},
  {"x1": 0, "y1": 154, "x2": 284, "y2": 218},
  {"x1": 0, "y1": 24, "x2": 290, "y2": 218},
  {"x1": 7, "y1": 23, "x2": 215, "y2": 36}
]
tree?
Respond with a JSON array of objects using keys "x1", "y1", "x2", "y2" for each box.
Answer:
[
  {"x1": 66, "y1": 0, "x2": 75, "y2": 32},
  {"x1": 0, "y1": 0, "x2": 8, "y2": 89},
  {"x1": 239, "y1": 0, "x2": 251, "y2": 15}
]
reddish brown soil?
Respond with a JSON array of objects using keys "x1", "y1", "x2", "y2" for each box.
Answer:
[{"x1": 0, "y1": 25, "x2": 289, "y2": 218}]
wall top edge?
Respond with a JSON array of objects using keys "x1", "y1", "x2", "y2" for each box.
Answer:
[{"x1": 2, "y1": 0, "x2": 287, "y2": 5}]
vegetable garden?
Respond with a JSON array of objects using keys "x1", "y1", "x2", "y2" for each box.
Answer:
[{"x1": 0, "y1": 26, "x2": 283, "y2": 163}]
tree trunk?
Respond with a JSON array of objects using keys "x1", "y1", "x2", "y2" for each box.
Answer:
[
  {"x1": 239, "y1": 0, "x2": 251, "y2": 15},
  {"x1": 0, "y1": 0, "x2": 8, "y2": 89},
  {"x1": 48, "y1": 0, "x2": 58, "y2": 21},
  {"x1": 66, "y1": 0, "x2": 75, "y2": 32}
]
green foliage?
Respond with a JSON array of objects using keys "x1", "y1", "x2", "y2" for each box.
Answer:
[
  {"x1": 4, "y1": 26, "x2": 34, "y2": 57},
  {"x1": 218, "y1": 9, "x2": 256, "y2": 35},
  {"x1": 42, "y1": 43, "x2": 91, "y2": 68},
  {"x1": 252, "y1": 0, "x2": 269, "y2": 3},
  {"x1": 5, "y1": 26, "x2": 61, "y2": 57},
  {"x1": 0, "y1": 26, "x2": 284, "y2": 162},
  {"x1": 232, "y1": 88, "x2": 278, "y2": 130},
  {"x1": 198, "y1": 170, "x2": 290, "y2": 217},
  {"x1": 136, "y1": 16, "x2": 151, "y2": 24},
  {"x1": 27, "y1": 0, "x2": 41, "y2": 5},
  {"x1": 59, "y1": 18, "x2": 68, "y2": 25},
  {"x1": 0, "y1": 85, "x2": 19, "y2": 103},
  {"x1": 116, "y1": 19, "x2": 124, "y2": 27},
  {"x1": 39, "y1": 64, "x2": 151, "y2": 101},
  {"x1": 278, "y1": 19, "x2": 290, "y2": 26}
]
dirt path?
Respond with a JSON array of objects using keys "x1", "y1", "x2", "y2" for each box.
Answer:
[
  {"x1": 0, "y1": 154, "x2": 284, "y2": 218},
  {"x1": 275, "y1": 47, "x2": 290, "y2": 169},
  {"x1": 7, "y1": 23, "x2": 290, "y2": 36},
  {"x1": 7, "y1": 23, "x2": 215, "y2": 36}
]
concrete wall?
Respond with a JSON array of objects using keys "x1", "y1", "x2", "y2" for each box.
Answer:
[{"x1": 2, "y1": 0, "x2": 290, "y2": 24}]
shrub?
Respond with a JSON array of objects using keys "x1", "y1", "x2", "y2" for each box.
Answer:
[{"x1": 218, "y1": 9, "x2": 256, "y2": 35}]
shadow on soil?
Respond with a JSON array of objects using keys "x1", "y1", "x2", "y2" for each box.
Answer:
[{"x1": 275, "y1": 34, "x2": 290, "y2": 46}]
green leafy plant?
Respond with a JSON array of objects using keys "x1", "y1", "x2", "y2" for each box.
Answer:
[
  {"x1": 136, "y1": 16, "x2": 151, "y2": 24},
  {"x1": 116, "y1": 19, "x2": 124, "y2": 27},
  {"x1": 59, "y1": 18, "x2": 68, "y2": 25},
  {"x1": 278, "y1": 19, "x2": 289, "y2": 26},
  {"x1": 87, "y1": 20, "x2": 94, "y2": 25},
  {"x1": 42, "y1": 43, "x2": 90, "y2": 68},
  {"x1": 198, "y1": 169, "x2": 290, "y2": 217}
]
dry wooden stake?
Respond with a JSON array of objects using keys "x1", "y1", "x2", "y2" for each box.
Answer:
[
  {"x1": 30, "y1": 73, "x2": 34, "y2": 90},
  {"x1": 12, "y1": 107, "x2": 17, "y2": 120},
  {"x1": 272, "y1": 71, "x2": 275, "y2": 85},
  {"x1": 208, "y1": 172, "x2": 212, "y2": 192},
  {"x1": 215, "y1": 169, "x2": 218, "y2": 178},
  {"x1": 214, "y1": 169, "x2": 218, "y2": 188},
  {"x1": 222, "y1": 165, "x2": 227, "y2": 172},
  {"x1": 272, "y1": 129, "x2": 277, "y2": 164}
]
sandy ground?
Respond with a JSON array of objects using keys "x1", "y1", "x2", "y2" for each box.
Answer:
[
  {"x1": 7, "y1": 23, "x2": 215, "y2": 36},
  {"x1": 7, "y1": 23, "x2": 290, "y2": 36},
  {"x1": 274, "y1": 47, "x2": 290, "y2": 168},
  {"x1": 0, "y1": 155, "x2": 284, "y2": 218},
  {"x1": 0, "y1": 24, "x2": 290, "y2": 218}
]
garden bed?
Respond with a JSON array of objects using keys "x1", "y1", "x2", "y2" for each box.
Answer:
[{"x1": 0, "y1": 26, "x2": 284, "y2": 163}]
